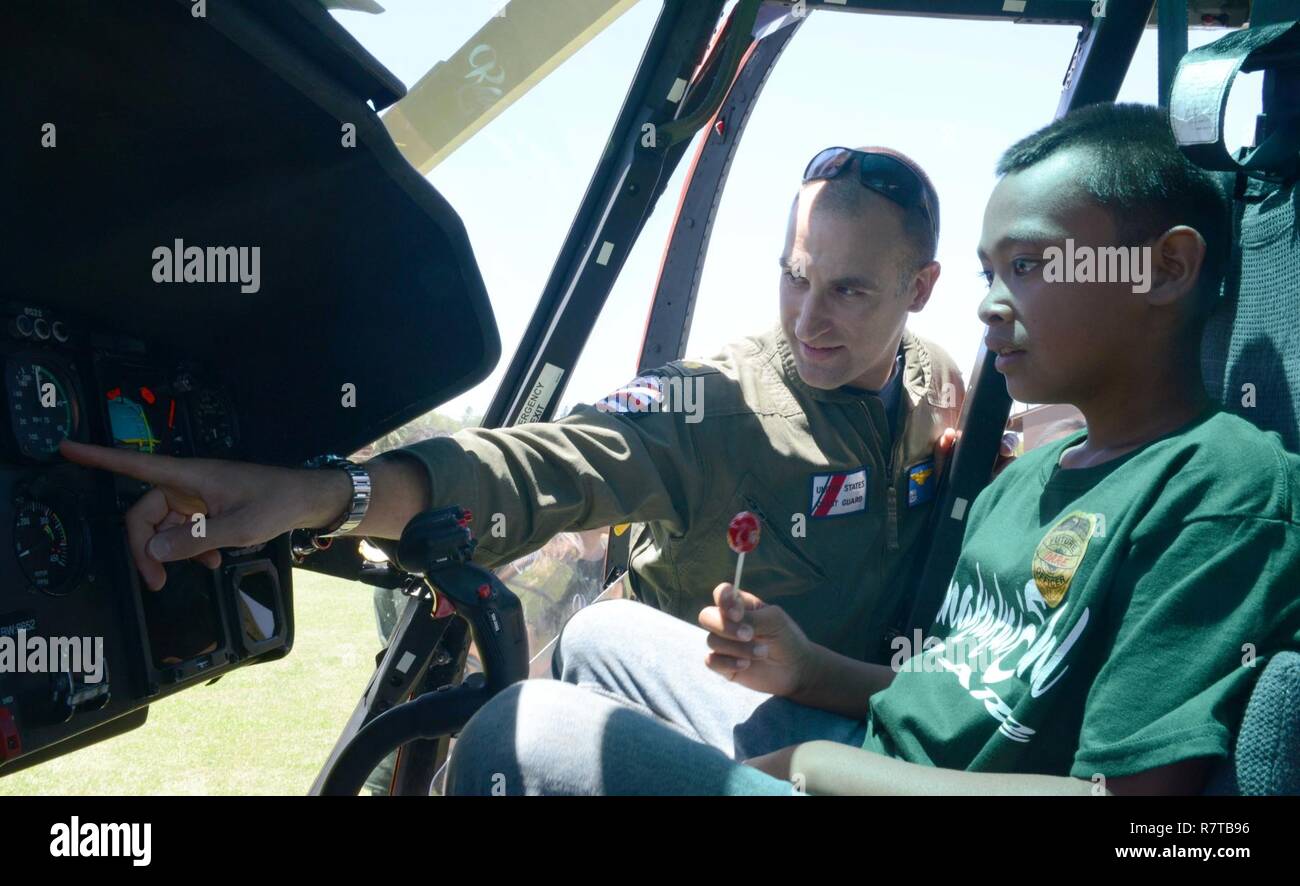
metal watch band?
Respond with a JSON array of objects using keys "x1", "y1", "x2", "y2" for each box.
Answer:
[
  {"x1": 320, "y1": 462, "x2": 372, "y2": 538},
  {"x1": 302, "y1": 455, "x2": 372, "y2": 539}
]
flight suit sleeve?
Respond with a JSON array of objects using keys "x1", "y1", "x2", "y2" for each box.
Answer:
[
  {"x1": 928, "y1": 342, "x2": 966, "y2": 429},
  {"x1": 380, "y1": 376, "x2": 708, "y2": 570}
]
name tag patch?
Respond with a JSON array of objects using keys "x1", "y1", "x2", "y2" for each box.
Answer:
[
  {"x1": 810, "y1": 467, "x2": 868, "y2": 518},
  {"x1": 907, "y1": 458, "x2": 937, "y2": 507}
]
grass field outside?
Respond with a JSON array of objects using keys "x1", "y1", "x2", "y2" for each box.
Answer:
[{"x1": 0, "y1": 569, "x2": 385, "y2": 795}]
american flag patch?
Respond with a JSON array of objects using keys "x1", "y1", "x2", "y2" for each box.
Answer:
[
  {"x1": 594, "y1": 375, "x2": 666, "y2": 414},
  {"x1": 809, "y1": 467, "x2": 869, "y2": 518}
]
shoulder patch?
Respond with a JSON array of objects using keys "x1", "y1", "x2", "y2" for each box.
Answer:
[
  {"x1": 593, "y1": 372, "x2": 706, "y2": 423},
  {"x1": 594, "y1": 375, "x2": 666, "y2": 415},
  {"x1": 907, "y1": 458, "x2": 937, "y2": 507}
]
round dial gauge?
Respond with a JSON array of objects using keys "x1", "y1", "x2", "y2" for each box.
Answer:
[
  {"x1": 6, "y1": 355, "x2": 81, "y2": 461},
  {"x1": 190, "y1": 388, "x2": 237, "y2": 455},
  {"x1": 13, "y1": 498, "x2": 84, "y2": 596}
]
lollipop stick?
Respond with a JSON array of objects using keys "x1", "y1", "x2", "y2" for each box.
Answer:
[{"x1": 732, "y1": 551, "x2": 745, "y2": 591}]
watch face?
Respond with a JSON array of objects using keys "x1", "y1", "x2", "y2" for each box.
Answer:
[{"x1": 304, "y1": 455, "x2": 351, "y2": 470}]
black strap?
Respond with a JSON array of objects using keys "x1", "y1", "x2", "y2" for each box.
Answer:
[{"x1": 1171, "y1": 20, "x2": 1300, "y2": 180}]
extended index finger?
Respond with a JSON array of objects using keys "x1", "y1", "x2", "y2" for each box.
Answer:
[{"x1": 60, "y1": 439, "x2": 195, "y2": 488}]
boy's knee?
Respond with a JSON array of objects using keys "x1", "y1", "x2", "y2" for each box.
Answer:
[
  {"x1": 552, "y1": 597, "x2": 645, "y2": 680},
  {"x1": 446, "y1": 680, "x2": 602, "y2": 796},
  {"x1": 445, "y1": 683, "x2": 526, "y2": 795}
]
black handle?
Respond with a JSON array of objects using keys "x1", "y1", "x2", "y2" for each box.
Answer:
[{"x1": 316, "y1": 507, "x2": 530, "y2": 795}]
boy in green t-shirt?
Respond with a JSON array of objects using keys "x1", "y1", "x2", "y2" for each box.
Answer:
[{"x1": 444, "y1": 103, "x2": 1300, "y2": 796}]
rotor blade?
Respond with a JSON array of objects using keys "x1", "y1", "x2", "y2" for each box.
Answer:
[{"x1": 382, "y1": 0, "x2": 640, "y2": 175}]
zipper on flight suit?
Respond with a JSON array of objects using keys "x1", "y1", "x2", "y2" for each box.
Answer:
[
  {"x1": 885, "y1": 444, "x2": 902, "y2": 552},
  {"x1": 862, "y1": 398, "x2": 905, "y2": 553},
  {"x1": 884, "y1": 381, "x2": 915, "y2": 554}
]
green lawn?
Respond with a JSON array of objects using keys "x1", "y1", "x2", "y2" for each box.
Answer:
[{"x1": 0, "y1": 570, "x2": 384, "y2": 796}]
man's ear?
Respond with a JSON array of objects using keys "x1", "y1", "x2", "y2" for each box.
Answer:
[
  {"x1": 1145, "y1": 226, "x2": 1206, "y2": 310},
  {"x1": 907, "y1": 260, "x2": 941, "y2": 312}
]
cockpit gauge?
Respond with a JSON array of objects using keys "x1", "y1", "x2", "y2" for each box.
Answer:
[
  {"x1": 4, "y1": 352, "x2": 82, "y2": 461},
  {"x1": 189, "y1": 388, "x2": 238, "y2": 456},
  {"x1": 13, "y1": 496, "x2": 86, "y2": 596},
  {"x1": 106, "y1": 382, "x2": 181, "y2": 454}
]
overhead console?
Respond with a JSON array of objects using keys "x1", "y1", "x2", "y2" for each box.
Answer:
[{"x1": 1, "y1": 0, "x2": 498, "y2": 774}]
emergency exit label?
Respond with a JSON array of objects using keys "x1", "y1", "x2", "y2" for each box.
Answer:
[{"x1": 516, "y1": 363, "x2": 565, "y2": 425}]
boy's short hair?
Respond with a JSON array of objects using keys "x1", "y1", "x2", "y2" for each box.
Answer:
[{"x1": 996, "y1": 102, "x2": 1232, "y2": 323}]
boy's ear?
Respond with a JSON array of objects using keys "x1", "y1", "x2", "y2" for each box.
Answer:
[{"x1": 1146, "y1": 226, "x2": 1207, "y2": 309}]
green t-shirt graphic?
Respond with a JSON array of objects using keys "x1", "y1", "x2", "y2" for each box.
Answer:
[{"x1": 863, "y1": 406, "x2": 1300, "y2": 780}]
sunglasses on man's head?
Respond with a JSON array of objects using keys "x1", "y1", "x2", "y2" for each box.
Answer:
[{"x1": 802, "y1": 147, "x2": 939, "y2": 249}]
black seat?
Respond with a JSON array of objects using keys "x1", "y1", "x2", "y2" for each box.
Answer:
[{"x1": 1171, "y1": 8, "x2": 1300, "y2": 795}]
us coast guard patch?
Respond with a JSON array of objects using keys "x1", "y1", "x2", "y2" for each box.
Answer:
[
  {"x1": 1031, "y1": 511, "x2": 1097, "y2": 608},
  {"x1": 810, "y1": 466, "x2": 868, "y2": 518}
]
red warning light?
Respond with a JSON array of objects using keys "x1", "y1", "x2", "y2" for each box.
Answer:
[
  {"x1": 106, "y1": 387, "x2": 121, "y2": 401},
  {"x1": 139, "y1": 386, "x2": 156, "y2": 405}
]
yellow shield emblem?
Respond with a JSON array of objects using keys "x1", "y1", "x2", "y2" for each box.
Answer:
[{"x1": 1031, "y1": 511, "x2": 1096, "y2": 608}]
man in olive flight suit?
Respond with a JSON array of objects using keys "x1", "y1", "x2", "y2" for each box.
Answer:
[
  {"x1": 385, "y1": 146, "x2": 964, "y2": 661},
  {"x1": 63, "y1": 146, "x2": 965, "y2": 667}
]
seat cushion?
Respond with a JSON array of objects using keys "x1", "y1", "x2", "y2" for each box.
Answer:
[{"x1": 1210, "y1": 650, "x2": 1300, "y2": 795}]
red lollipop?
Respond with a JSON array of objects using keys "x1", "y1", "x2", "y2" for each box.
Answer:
[{"x1": 727, "y1": 511, "x2": 761, "y2": 590}]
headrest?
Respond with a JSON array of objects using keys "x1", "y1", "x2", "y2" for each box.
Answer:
[{"x1": 1171, "y1": 20, "x2": 1300, "y2": 180}]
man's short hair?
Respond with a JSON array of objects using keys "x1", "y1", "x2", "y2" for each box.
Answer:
[
  {"x1": 996, "y1": 102, "x2": 1232, "y2": 322},
  {"x1": 805, "y1": 146, "x2": 940, "y2": 278}
]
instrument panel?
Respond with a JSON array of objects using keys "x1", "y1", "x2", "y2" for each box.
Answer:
[
  {"x1": 0, "y1": 301, "x2": 291, "y2": 775},
  {"x1": 0, "y1": 338, "x2": 242, "y2": 465}
]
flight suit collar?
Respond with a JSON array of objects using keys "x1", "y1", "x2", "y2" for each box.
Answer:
[{"x1": 770, "y1": 326, "x2": 934, "y2": 407}]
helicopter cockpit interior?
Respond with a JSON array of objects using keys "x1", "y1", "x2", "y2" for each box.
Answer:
[
  {"x1": 1, "y1": 0, "x2": 497, "y2": 776},
  {"x1": 3, "y1": 0, "x2": 1297, "y2": 801}
]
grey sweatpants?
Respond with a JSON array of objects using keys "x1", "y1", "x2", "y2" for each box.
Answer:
[{"x1": 444, "y1": 598, "x2": 869, "y2": 795}]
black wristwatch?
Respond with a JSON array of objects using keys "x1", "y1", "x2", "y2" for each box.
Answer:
[{"x1": 302, "y1": 454, "x2": 372, "y2": 543}]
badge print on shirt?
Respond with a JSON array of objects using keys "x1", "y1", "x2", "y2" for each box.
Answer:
[
  {"x1": 907, "y1": 458, "x2": 937, "y2": 507},
  {"x1": 810, "y1": 466, "x2": 869, "y2": 518},
  {"x1": 1031, "y1": 511, "x2": 1098, "y2": 607}
]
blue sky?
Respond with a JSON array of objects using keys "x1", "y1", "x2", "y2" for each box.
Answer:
[{"x1": 331, "y1": 1, "x2": 1260, "y2": 419}]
